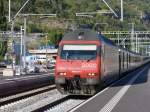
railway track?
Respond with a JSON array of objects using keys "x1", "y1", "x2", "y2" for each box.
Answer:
[
  {"x1": 0, "y1": 85, "x2": 89, "y2": 112},
  {"x1": 44, "y1": 99, "x2": 84, "y2": 112},
  {"x1": 16, "y1": 95, "x2": 89, "y2": 112},
  {"x1": 39, "y1": 95, "x2": 89, "y2": 112},
  {"x1": 0, "y1": 85, "x2": 56, "y2": 112},
  {"x1": 0, "y1": 74, "x2": 54, "y2": 97}
]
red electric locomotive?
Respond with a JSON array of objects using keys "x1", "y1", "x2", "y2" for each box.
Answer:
[{"x1": 55, "y1": 29, "x2": 149, "y2": 95}]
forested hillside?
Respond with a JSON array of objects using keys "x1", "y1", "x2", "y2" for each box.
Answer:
[
  {"x1": 6, "y1": 0, "x2": 150, "y2": 31},
  {"x1": 0, "y1": 0, "x2": 7, "y2": 61}
]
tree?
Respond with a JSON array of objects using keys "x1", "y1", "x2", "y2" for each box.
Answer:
[{"x1": 0, "y1": 0, "x2": 7, "y2": 61}]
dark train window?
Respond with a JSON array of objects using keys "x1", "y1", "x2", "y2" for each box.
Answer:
[
  {"x1": 127, "y1": 53, "x2": 129, "y2": 68},
  {"x1": 129, "y1": 54, "x2": 131, "y2": 64},
  {"x1": 60, "y1": 44, "x2": 97, "y2": 60},
  {"x1": 98, "y1": 46, "x2": 101, "y2": 55},
  {"x1": 122, "y1": 52, "x2": 124, "y2": 70}
]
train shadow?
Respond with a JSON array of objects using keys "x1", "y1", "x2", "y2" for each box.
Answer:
[{"x1": 110, "y1": 65, "x2": 149, "y2": 87}]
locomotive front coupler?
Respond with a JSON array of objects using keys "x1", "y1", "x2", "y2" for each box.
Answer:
[{"x1": 70, "y1": 75, "x2": 81, "y2": 90}]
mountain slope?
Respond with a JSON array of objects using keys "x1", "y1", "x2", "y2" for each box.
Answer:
[{"x1": 4, "y1": 0, "x2": 150, "y2": 31}]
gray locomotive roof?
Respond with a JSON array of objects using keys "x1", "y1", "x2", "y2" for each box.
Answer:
[
  {"x1": 62, "y1": 29, "x2": 145, "y2": 56},
  {"x1": 62, "y1": 29, "x2": 116, "y2": 46},
  {"x1": 62, "y1": 29, "x2": 99, "y2": 41}
]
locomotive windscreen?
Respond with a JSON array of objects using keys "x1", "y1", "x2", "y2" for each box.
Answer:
[{"x1": 60, "y1": 44, "x2": 97, "y2": 60}]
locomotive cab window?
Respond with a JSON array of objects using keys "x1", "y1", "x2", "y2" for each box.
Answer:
[{"x1": 60, "y1": 44, "x2": 97, "y2": 60}]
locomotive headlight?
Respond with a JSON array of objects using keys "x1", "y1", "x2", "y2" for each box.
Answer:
[
  {"x1": 88, "y1": 73, "x2": 92, "y2": 76},
  {"x1": 92, "y1": 73, "x2": 96, "y2": 76},
  {"x1": 88, "y1": 73, "x2": 96, "y2": 76},
  {"x1": 59, "y1": 72, "x2": 66, "y2": 76}
]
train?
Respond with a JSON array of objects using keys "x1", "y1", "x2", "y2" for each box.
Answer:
[{"x1": 54, "y1": 29, "x2": 149, "y2": 95}]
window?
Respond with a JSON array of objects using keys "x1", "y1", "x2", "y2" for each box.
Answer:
[{"x1": 60, "y1": 44, "x2": 97, "y2": 60}]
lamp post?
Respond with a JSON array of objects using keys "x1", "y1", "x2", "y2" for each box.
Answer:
[
  {"x1": 8, "y1": 0, "x2": 31, "y2": 74},
  {"x1": 135, "y1": 33, "x2": 138, "y2": 53},
  {"x1": 11, "y1": 20, "x2": 16, "y2": 72},
  {"x1": 23, "y1": 16, "x2": 27, "y2": 72},
  {"x1": 120, "y1": 0, "x2": 123, "y2": 21},
  {"x1": 46, "y1": 34, "x2": 48, "y2": 72},
  {"x1": 9, "y1": 0, "x2": 11, "y2": 22},
  {"x1": 128, "y1": 23, "x2": 135, "y2": 51},
  {"x1": 20, "y1": 26, "x2": 23, "y2": 74}
]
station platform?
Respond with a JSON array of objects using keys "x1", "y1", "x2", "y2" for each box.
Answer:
[
  {"x1": 72, "y1": 63, "x2": 150, "y2": 112},
  {"x1": 0, "y1": 72, "x2": 53, "y2": 80},
  {"x1": 0, "y1": 72, "x2": 54, "y2": 97}
]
